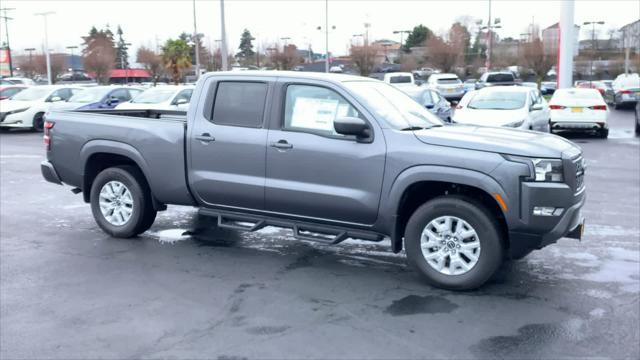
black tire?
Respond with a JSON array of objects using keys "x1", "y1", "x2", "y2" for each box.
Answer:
[
  {"x1": 404, "y1": 195, "x2": 504, "y2": 290},
  {"x1": 635, "y1": 120, "x2": 639, "y2": 135},
  {"x1": 598, "y1": 128, "x2": 609, "y2": 139},
  {"x1": 90, "y1": 165, "x2": 157, "y2": 238},
  {"x1": 32, "y1": 112, "x2": 45, "y2": 132}
]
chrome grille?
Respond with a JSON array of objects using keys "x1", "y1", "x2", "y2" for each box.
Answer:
[{"x1": 574, "y1": 156, "x2": 585, "y2": 192}]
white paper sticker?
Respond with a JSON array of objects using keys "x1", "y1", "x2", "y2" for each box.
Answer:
[{"x1": 290, "y1": 97, "x2": 339, "y2": 132}]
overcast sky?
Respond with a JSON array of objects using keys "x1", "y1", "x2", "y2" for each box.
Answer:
[{"x1": 2, "y1": 0, "x2": 639, "y2": 60}]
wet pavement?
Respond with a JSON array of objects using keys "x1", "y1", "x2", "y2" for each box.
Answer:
[{"x1": 1, "y1": 108, "x2": 639, "y2": 359}]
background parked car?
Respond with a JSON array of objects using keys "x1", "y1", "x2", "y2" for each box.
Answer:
[
  {"x1": 576, "y1": 81, "x2": 607, "y2": 96},
  {"x1": 50, "y1": 86, "x2": 143, "y2": 111},
  {"x1": 2, "y1": 77, "x2": 36, "y2": 86},
  {"x1": 0, "y1": 85, "x2": 83, "y2": 131},
  {"x1": 549, "y1": 88, "x2": 609, "y2": 138},
  {"x1": 453, "y1": 86, "x2": 550, "y2": 131},
  {"x1": 115, "y1": 85, "x2": 194, "y2": 111},
  {"x1": 427, "y1": 73, "x2": 464, "y2": 101},
  {"x1": 475, "y1": 71, "x2": 516, "y2": 89},
  {"x1": 0, "y1": 85, "x2": 28, "y2": 100},
  {"x1": 541, "y1": 81, "x2": 557, "y2": 95},
  {"x1": 411, "y1": 87, "x2": 452, "y2": 122},
  {"x1": 611, "y1": 73, "x2": 639, "y2": 109}
]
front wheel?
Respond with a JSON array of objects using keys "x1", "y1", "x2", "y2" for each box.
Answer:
[
  {"x1": 32, "y1": 113, "x2": 45, "y2": 132},
  {"x1": 90, "y1": 165, "x2": 157, "y2": 238},
  {"x1": 404, "y1": 196, "x2": 504, "y2": 290}
]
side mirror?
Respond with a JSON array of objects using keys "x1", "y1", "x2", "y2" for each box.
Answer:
[
  {"x1": 530, "y1": 103, "x2": 544, "y2": 112},
  {"x1": 334, "y1": 116, "x2": 371, "y2": 140},
  {"x1": 425, "y1": 104, "x2": 435, "y2": 109},
  {"x1": 174, "y1": 98, "x2": 188, "y2": 105},
  {"x1": 49, "y1": 96, "x2": 62, "y2": 102},
  {"x1": 107, "y1": 97, "x2": 119, "y2": 106}
]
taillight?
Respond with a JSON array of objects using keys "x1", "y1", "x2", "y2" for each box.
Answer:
[
  {"x1": 549, "y1": 105, "x2": 566, "y2": 110},
  {"x1": 620, "y1": 90, "x2": 632, "y2": 94},
  {"x1": 589, "y1": 105, "x2": 607, "y2": 110},
  {"x1": 44, "y1": 121, "x2": 55, "y2": 151}
]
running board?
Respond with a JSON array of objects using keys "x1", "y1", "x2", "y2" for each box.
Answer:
[{"x1": 199, "y1": 208, "x2": 385, "y2": 245}]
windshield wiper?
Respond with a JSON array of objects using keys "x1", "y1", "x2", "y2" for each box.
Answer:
[{"x1": 400, "y1": 126, "x2": 425, "y2": 131}]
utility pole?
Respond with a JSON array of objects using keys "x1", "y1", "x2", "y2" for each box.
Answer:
[
  {"x1": 192, "y1": 0, "x2": 200, "y2": 79},
  {"x1": 558, "y1": 0, "x2": 575, "y2": 89},
  {"x1": 66, "y1": 45, "x2": 78, "y2": 71},
  {"x1": 34, "y1": 11, "x2": 55, "y2": 85},
  {"x1": 325, "y1": 0, "x2": 329, "y2": 72},
  {"x1": 583, "y1": 20, "x2": 604, "y2": 84},
  {"x1": 219, "y1": 0, "x2": 229, "y2": 71},
  {"x1": 0, "y1": 8, "x2": 15, "y2": 77}
]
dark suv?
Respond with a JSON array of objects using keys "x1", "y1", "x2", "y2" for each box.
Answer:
[{"x1": 476, "y1": 72, "x2": 516, "y2": 89}]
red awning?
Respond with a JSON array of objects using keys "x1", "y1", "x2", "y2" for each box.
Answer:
[{"x1": 109, "y1": 69, "x2": 150, "y2": 78}]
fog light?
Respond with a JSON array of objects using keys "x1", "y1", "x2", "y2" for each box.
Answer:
[{"x1": 533, "y1": 207, "x2": 564, "y2": 216}]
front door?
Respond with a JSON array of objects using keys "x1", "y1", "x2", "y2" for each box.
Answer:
[
  {"x1": 265, "y1": 82, "x2": 386, "y2": 225},
  {"x1": 189, "y1": 79, "x2": 270, "y2": 210}
]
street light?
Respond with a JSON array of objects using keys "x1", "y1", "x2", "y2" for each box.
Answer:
[
  {"x1": 583, "y1": 21, "x2": 604, "y2": 83},
  {"x1": 192, "y1": 0, "x2": 201, "y2": 80},
  {"x1": 66, "y1": 45, "x2": 78, "y2": 71},
  {"x1": 393, "y1": 30, "x2": 411, "y2": 62},
  {"x1": 34, "y1": 11, "x2": 55, "y2": 84},
  {"x1": 352, "y1": 34, "x2": 363, "y2": 46}
]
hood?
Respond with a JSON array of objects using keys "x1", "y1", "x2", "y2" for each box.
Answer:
[
  {"x1": 453, "y1": 108, "x2": 527, "y2": 127},
  {"x1": 0, "y1": 99, "x2": 38, "y2": 113},
  {"x1": 414, "y1": 124, "x2": 580, "y2": 158}
]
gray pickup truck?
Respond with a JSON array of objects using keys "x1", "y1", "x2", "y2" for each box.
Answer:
[{"x1": 41, "y1": 71, "x2": 586, "y2": 290}]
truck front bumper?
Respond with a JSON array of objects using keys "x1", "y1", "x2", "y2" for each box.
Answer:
[
  {"x1": 41, "y1": 161, "x2": 62, "y2": 185},
  {"x1": 507, "y1": 180, "x2": 586, "y2": 259}
]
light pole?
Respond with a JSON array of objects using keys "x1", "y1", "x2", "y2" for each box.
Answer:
[
  {"x1": 583, "y1": 21, "x2": 604, "y2": 84},
  {"x1": 24, "y1": 47, "x2": 35, "y2": 78},
  {"x1": 0, "y1": 7, "x2": 15, "y2": 77},
  {"x1": 280, "y1": 37, "x2": 291, "y2": 48},
  {"x1": 392, "y1": 29, "x2": 411, "y2": 62},
  {"x1": 219, "y1": 0, "x2": 229, "y2": 71},
  {"x1": 352, "y1": 34, "x2": 364, "y2": 46},
  {"x1": 66, "y1": 45, "x2": 78, "y2": 71},
  {"x1": 34, "y1": 11, "x2": 55, "y2": 84},
  {"x1": 192, "y1": 0, "x2": 200, "y2": 79}
]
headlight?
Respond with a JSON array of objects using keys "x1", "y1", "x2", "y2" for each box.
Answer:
[
  {"x1": 532, "y1": 158, "x2": 564, "y2": 182},
  {"x1": 505, "y1": 119, "x2": 524, "y2": 128}
]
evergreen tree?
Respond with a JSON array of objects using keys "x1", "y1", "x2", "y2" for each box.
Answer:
[
  {"x1": 115, "y1": 25, "x2": 129, "y2": 69},
  {"x1": 404, "y1": 25, "x2": 433, "y2": 51},
  {"x1": 236, "y1": 29, "x2": 255, "y2": 65}
]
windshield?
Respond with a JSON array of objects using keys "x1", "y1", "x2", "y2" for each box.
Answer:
[
  {"x1": 389, "y1": 76, "x2": 412, "y2": 84},
  {"x1": 437, "y1": 78, "x2": 461, "y2": 85},
  {"x1": 486, "y1": 73, "x2": 514, "y2": 82},
  {"x1": 131, "y1": 88, "x2": 176, "y2": 104},
  {"x1": 411, "y1": 89, "x2": 434, "y2": 106},
  {"x1": 344, "y1": 81, "x2": 442, "y2": 129},
  {"x1": 10, "y1": 87, "x2": 51, "y2": 101},
  {"x1": 68, "y1": 88, "x2": 112, "y2": 103},
  {"x1": 468, "y1": 91, "x2": 527, "y2": 110}
]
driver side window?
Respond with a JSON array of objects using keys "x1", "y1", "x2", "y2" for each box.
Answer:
[{"x1": 283, "y1": 84, "x2": 360, "y2": 138}]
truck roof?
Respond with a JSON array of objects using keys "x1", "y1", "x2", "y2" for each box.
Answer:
[{"x1": 202, "y1": 70, "x2": 377, "y2": 84}]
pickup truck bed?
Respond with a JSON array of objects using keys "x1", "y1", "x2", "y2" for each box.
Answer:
[{"x1": 46, "y1": 109, "x2": 195, "y2": 206}]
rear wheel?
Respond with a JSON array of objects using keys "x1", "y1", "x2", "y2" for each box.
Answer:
[
  {"x1": 90, "y1": 165, "x2": 157, "y2": 238},
  {"x1": 404, "y1": 196, "x2": 504, "y2": 290},
  {"x1": 32, "y1": 113, "x2": 45, "y2": 132},
  {"x1": 598, "y1": 128, "x2": 609, "y2": 139}
]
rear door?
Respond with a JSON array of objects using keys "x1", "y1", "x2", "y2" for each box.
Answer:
[
  {"x1": 264, "y1": 80, "x2": 386, "y2": 225},
  {"x1": 188, "y1": 77, "x2": 272, "y2": 210}
]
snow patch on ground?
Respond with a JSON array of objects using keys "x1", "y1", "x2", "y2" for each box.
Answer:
[
  {"x1": 148, "y1": 229, "x2": 191, "y2": 244},
  {"x1": 586, "y1": 224, "x2": 639, "y2": 237}
]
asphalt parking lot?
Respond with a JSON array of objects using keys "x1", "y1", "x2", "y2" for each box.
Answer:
[{"x1": 1, "y1": 109, "x2": 639, "y2": 359}]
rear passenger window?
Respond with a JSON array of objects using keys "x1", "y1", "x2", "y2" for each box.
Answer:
[{"x1": 211, "y1": 82, "x2": 267, "y2": 127}]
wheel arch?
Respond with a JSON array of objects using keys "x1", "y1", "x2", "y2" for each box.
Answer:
[
  {"x1": 80, "y1": 140, "x2": 162, "y2": 209},
  {"x1": 385, "y1": 166, "x2": 510, "y2": 253}
]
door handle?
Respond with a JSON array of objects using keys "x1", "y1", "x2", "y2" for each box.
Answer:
[
  {"x1": 196, "y1": 133, "x2": 215, "y2": 143},
  {"x1": 269, "y1": 140, "x2": 293, "y2": 150}
]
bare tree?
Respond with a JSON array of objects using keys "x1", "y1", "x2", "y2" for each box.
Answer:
[
  {"x1": 137, "y1": 46, "x2": 163, "y2": 85},
  {"x1": 34, "y1": 53, "x2": 66, "y2": 83},
  {"x1": 82, "y1": 29, "x2": 116, "y2": 84},
  {"x1": 17, "y1": 56, "x2": 38, "y2": 79},
  {"x1": 520, "y1": 38, "x2": 555, "y2": 86},
  {"x1": 426, "y1": 36, "x2": 458, "y2": 73},
  {"x1": 349, "y1": 43, "x2": 380, "y2": 76},
  {"x1": 400, "y1": 54, "x2": 419, "y2": 72},
  {"x1": 268, "y1": 44, "x2": 301, "y2": 70}
]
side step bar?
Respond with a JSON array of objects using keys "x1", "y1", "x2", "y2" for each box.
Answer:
[{"x1": 199, "y1": 208, "x2": 385, "y2": 245}]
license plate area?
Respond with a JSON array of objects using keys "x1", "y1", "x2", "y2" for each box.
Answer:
[{"x1": 571, "y1": 107, "x2": 583, "y2": 113}]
